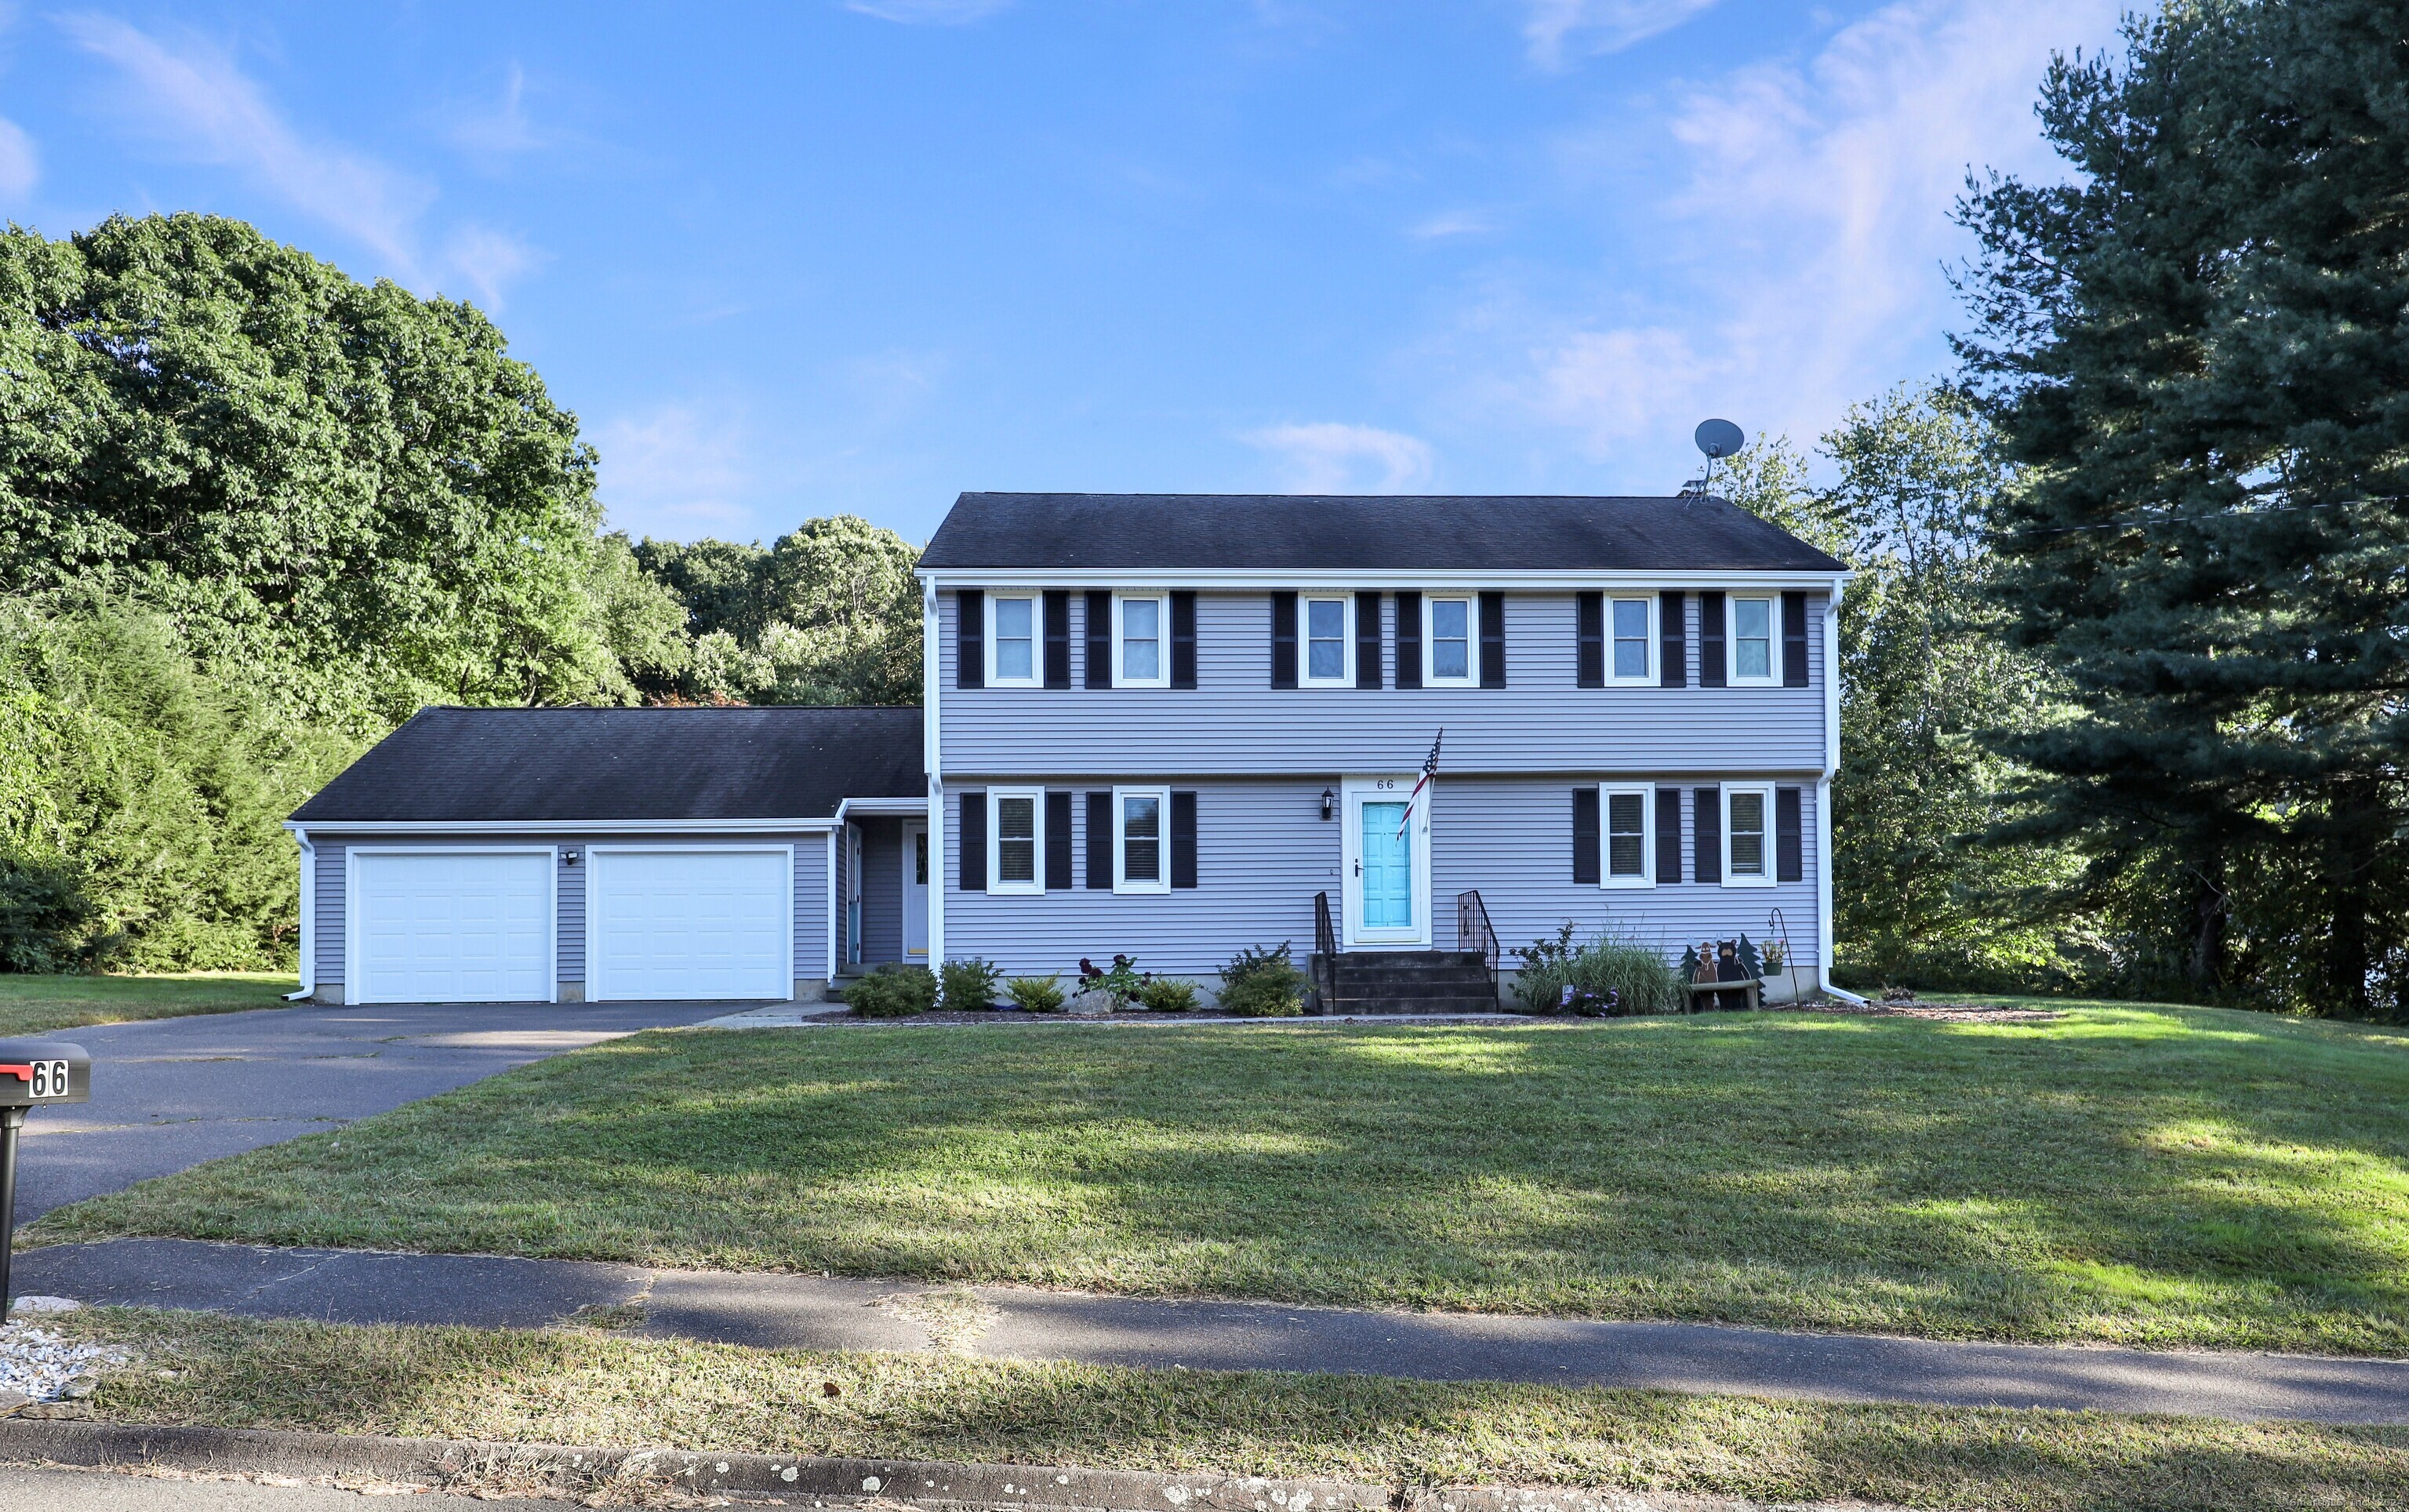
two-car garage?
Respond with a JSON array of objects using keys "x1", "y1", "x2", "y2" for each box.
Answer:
[
  {"x1": 293, "y1": 706, "x2": 928, "y2": 1006},
  {"x1": 348, "y1": 847, "x2": 793, "y2": 1005}
]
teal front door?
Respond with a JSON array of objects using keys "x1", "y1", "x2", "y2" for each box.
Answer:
[{"x1": 1360, "y1": 800, "x2": 1413, "y2": 931}]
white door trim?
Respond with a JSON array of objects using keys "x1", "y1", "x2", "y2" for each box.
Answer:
[
  {"x1": 345, "y1": 845, "x2": 558, "y2": 1006},
  {"x1": 586, "y1": 843, "x2": 795, "y2": 1002},
  {"x1": 1339, "y1": 775, "x2": 1432, "y2": 950}
]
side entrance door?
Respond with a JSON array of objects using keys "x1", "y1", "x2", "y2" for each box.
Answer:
[
  {"x1": 903, "y1": 820, "x2": 929, "y2": 960},
  {"x1": 1341, "y1": 775, "x2": 1432, "y2": 948}
]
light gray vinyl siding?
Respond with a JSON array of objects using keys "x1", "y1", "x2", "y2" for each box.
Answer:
[
  {"x1": 856, "y1": 817, "x2": 905, "y2": 965},
  {"x1": 307, "y1": 833, "x2": 831, "y2": 994},
  {"x1": 937, "y1": 591, "x2": 1828, "y2": 776},
  {"x1": 1433, "y1": 778, "x2": 1820, "y2": 971},
  {"x1": 940, "y1": 776, "x2": 1816, "y2": 980}
]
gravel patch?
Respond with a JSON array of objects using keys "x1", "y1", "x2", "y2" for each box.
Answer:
[{"x1": 0, "y1": 1318, "x2": 133, "y2": 1407}]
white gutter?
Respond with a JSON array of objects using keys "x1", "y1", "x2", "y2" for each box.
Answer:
[
  {"x1": 276, "y1": 818, "x2": 839, "y2": 835},
  {"x1": 285, "y1": 828, "x2": 315, "y2": 1001},
  {"x1": 916, "y1": 568, "x2": 1852, "y2": 592},
  {"x1": 1815, "y1": 583, "x2": 1864, "y2": 1005},
  {"x1": 923, "y1": 576, "x2": 945, "y2": 968}
]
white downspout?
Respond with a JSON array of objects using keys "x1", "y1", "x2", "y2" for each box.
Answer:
[
  {"x1": 922, "y1": 576, "x2": 945, "y2": 969},
  {"x1": 1816, "y1": 580, "x2": 1865, "y2": 1005},
  {"x1": 827, "y1": 803, "x2": 843, "y2": 992},
  {"x1": 285, "y1": 825, "x2": 315, "y2": 1001}
]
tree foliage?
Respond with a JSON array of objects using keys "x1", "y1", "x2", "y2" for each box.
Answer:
[{"x1": 1954, "y1": 0, "x2": 2409, "y2": 1017}]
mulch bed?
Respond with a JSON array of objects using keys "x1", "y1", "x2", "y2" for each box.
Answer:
[{"x1": 1786, "y1": 995, "x2": 2066, "y2": 1023}]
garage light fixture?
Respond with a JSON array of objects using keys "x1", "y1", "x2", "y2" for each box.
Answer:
[{"x1": 562, "y1": 849, "x2": 582, "y2": 866}]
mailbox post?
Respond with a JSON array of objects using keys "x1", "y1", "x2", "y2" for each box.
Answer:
[{"x1": 0, "y1": 1039, "x2": 90, "y2": 1317}]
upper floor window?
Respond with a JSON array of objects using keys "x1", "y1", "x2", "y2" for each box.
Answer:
[
  {"x1": 990, "y1": 787, "x2": 1043, "y2": 893},
  {"x1": 1610, "y1": 597, "x2": 1653, "y2": 682},
  {"x1": 1724, "y1": 783, "x2": 1773, "y2": 885},
  {"x1": 1426, "y1": 596, "x2": 1475, "y2": 685},
  {"x1": 1731, "y1": 596, "x2": 1776, "y2": 685},
  {"x1": 1114, "y1": 786, "x2": 1171, "y2": 894},
  {"x1": 1303, "y1": 595, "x2": 1352, "y2": 686},
  {"x1": 1115, "y1": 593, "x2": 1168, "y2": 688},
  {"x1": 988, "y1": 594, "x2": 1039, "y2": 686}
]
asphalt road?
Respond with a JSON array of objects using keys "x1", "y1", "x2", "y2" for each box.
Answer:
[{"x1": 12, "y1": 1001, "x2": 730, "y2": 1221}]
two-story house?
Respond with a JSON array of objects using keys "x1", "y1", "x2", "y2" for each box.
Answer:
[{"x1": 283, "y1": 492, "x2": 1848, "y2": 1008}]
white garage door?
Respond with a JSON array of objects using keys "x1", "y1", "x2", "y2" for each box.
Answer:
[
  {"x1": 354, "y1": 850, "x2": 552, "y2": 1004},
  {"x1": 589, "y1": 848, "x2": 791, "y2": 1001}
]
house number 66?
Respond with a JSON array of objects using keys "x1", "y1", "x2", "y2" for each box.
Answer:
[{"x1": 1375, "y1": 779, "x2": 1394, "y2": 789}]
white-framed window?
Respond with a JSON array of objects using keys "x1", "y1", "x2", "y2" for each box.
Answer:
[
  {"x1": 1608, "y1": 597, "x2": 1655, "y2": 683},
  {"x1": 1729, "y1": 596, "x2": 1777, "y2": 685},
  {"x1": 986, "y1": 594, "x2": 1040, "y2": 686},
  {"x1": 1113, "y1": 785, "x2": 1172, "y2": 894},
  {"x1": 1600, "y1": 782, "x2": 1655, "y2": 888},
  {"x1": 1114, "y1": 592, "x2": 1169, "y2": 688},
  {"x1": 1724, "y1": 783, "x2": 1775, "y2": 885},
  {"x1": 989, "y1": 787, "x2": 1044, "y2": 893},
  {"x1": 1426, "y1": 595, "x2": 1476, "y2": 685},
  {"x1": 1303, "y1": 594, "x2": 1353, "y2": 686}
]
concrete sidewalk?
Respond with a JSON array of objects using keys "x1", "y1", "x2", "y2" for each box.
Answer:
[{"x1": 20, "y1": 1238, "x2": 2409, "y2": 1425}]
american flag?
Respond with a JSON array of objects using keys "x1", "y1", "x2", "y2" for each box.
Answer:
[{"x1": 1396, "y1": 728, "x2": 1443, "y2": 837}]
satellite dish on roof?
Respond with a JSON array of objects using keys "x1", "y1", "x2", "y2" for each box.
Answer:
[{"x1": 1695, "y1": 418, "x2": 1745, "y2": 460}]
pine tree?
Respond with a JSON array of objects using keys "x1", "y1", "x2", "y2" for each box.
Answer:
[{"x1": 1955, "y1": 0, "x2": 2409, "y2": 1016}]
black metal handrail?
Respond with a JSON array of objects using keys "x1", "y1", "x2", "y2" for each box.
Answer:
[
  {"x1": 1311, "y1": 889, "x2": 1339, "y2": 1012},
  {"x1": 1456, "y1": 889, "x2": 1500, "y2": 1008}
]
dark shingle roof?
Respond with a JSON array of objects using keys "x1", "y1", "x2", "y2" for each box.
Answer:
[
  {"x1": 918, "y1": 492, "x2": 1844, "y2": 572},
  {"x1": 291, "y1": 706, "x2": 923, "y2": 824}
]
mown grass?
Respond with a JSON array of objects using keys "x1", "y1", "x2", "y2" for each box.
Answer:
[
  {"x1": 32, "y1": 1005, "x2": 2409, "y2": 1354},
  {"x1": 50, "y1": 1308, "x2": 2409, "y2": 1512},
  {"x1": 0, "y1": 971, "x2": 293, "y2": 1037}
]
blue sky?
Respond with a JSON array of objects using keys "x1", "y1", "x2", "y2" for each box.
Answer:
[{"x1": 0, "y1": 0, "x2": 2120, "y2": 545}]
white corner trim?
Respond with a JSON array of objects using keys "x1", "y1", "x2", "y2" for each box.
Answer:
[{"x1": 925, "y1": 576, "x2": 945, "y2": 969}]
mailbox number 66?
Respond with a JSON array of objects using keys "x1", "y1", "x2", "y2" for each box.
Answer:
[{"x1": 30, "y1": 1059, "x2": 68, "y2": 1099}]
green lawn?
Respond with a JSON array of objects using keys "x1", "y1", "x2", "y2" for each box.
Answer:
[
  {"x1": 58, "y1": 1308, "x2": 2409, "y2": 1512},
  {"x1": 0, "y1": 971, "x2": 294, "y2": 1036},
  {"x1": 31, "y1": 1004, "x2": 2409, "y2": 1354}
]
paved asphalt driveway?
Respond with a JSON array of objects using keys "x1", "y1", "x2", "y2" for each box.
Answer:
[{"x1": 13, "y1": 1001, "x2": 730, "y2": 1222}]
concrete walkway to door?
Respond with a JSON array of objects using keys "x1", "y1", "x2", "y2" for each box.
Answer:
[{"x1": 12, "y1": 1001, "x2": 732, "y2": 1222}]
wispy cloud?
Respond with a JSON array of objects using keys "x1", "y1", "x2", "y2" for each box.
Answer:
[
  {"x1": 1247, "y1": 423, "x2": 1435, "y2": 493},
  {"x1": 442, "y1": 224, "x2": 546, "y2": 308},
  {"x1": 595, "y1": 402, "x2": 758, "y2": 539},
  {"x1": 845, "y1": 0, "x2": 1012, "y2": 24},
  {"x1": 1521, "y1": 0, "x2": 1721, "y2": 68},
  {"x1": 1455, "y1": 0, "x2": 2117, "y2": 477},
  {"x1": 446, "y1": 64, "x2": 550, "y2": 161},
  {"x1": 1411, "y1": 210, "x2": 1493, "y2": 240},
  {"x1": 0, "y1": 118, "x2": 36, "y2": 202},
  {"x1": 59, "y1": 13, "x2": 434, "y2": 278}
]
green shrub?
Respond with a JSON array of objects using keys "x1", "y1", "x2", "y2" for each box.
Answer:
[
  {"x1": 1005, "y1": 975, "x2": 1066, "y2": 1012},
  {"x1": 937, "y1": 956, "x2": 1004, "y2": 1012},
  {"x1": 1510, "y1": 921, "x2": 1681, "y2": 1016},
  {"x1": 1219, "y1": 941, "x2": 1305, "y2": 1017},
  {"x1": 843, "y1": 963, "x2": 936, "y2": 1017},
  {"x1": 1132, "y1": 977, "x2": 1199, "y2": 1012}
]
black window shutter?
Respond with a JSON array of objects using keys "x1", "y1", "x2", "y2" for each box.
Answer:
[
  {"x1": 1395, "y1": 591, "x2": 1422, "y2": 689},
  {"x1": 1084, "y1": 591, "x2": 1111, "y2": 689},
  {"x1": 1355, "y1": 591, "x2": 1382, "y2": 689},
  {"x1": 1043, "y1": 591, "x2": 1071, "y2": 689},
  {"x1": 1085, "y1": 791, "x2": 1111, "y2": 889},
  {"x1": 1572, "y1": 787, "x2": 1601, "y2": 885},
  {"x1": 1479, "y1": 591, "x2": 1506, "y2": 687},
  {"x1": 1171, "y1": 791, "x2": 1198, "y2": 889},
  {"x1": 1270, "y1": 591, "x2": 1299, "y2": 689},
  {"x1": 1170, "y1": 591, "x2": 1197, "y2": 689},
  {"x1": 1693, "y1": 786, "x2": 1720, "y2": 884},
  {"x1": 1045, "y1": 791, "x2": 1073, "y2": 890},
  {"x1": 1576, "y1": 592, "x2": 1604, "y2": 688},
  {"x1": 1655, "y1": 787, "x2": 1682, "y2": 883},
  {"x1": 956, "y1": 589, "x2": 984, "y2": 690},
  {"x1": 1776, "y1": 787, "x2": 1804, "y2": 882},
  {"x1": 1659, "y1": 591, "x2": 1686, "y2": 688},
  {"x1": 1782, "y1": 591, "x2": 1810, "y2": 687},
  {"x1": 1699, "y1": 592, "x2": 1727, "y2": 688},
  {"x1": 959, "y1": 791, "x2": 987, "y2": 891}
]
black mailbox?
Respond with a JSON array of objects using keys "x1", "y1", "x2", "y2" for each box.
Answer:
[
  {"x1": 0, "y1": 1038, "x2": 90, "y2": 1108},
  {"x1": 0, "y1": 1037, "x2": 89, "y2": 1316}
]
